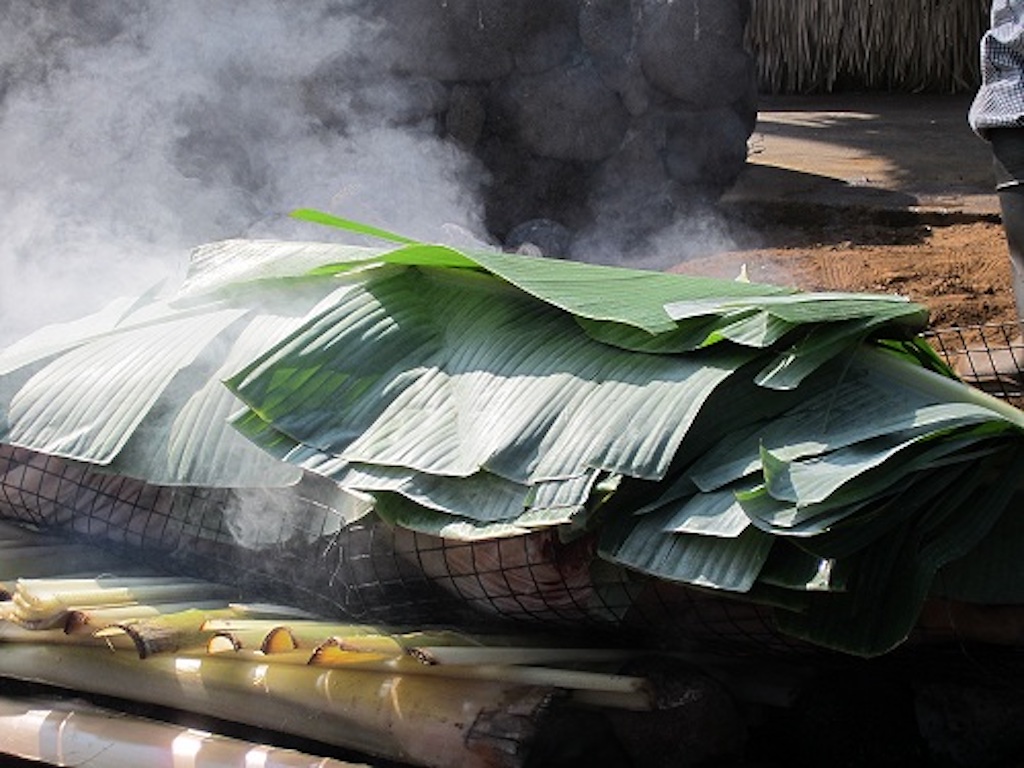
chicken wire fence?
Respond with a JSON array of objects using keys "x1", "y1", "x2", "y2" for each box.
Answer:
[
  {"x1": 0, "y1": 442, "x2": 804, "y2": 655},
  {"x1": 0, "y1": 325, "x2": 1018, "y2": 657},
  {"x1": 926, "y1": 321, "x2": 1024, "y2": 403}
]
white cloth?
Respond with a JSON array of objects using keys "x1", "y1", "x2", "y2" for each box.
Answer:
[{"x1": 970, "y1": 0, "x2": 1024, "y2": 136}]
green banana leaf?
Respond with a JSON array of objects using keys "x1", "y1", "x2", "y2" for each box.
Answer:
[{"x1": 2, "y1": 213, "x2": 1024, "y2": 657}]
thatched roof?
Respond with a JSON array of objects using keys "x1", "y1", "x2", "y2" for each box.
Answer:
[{"x1": 747, "y1": 0, "x2": 990, "y2": 94}]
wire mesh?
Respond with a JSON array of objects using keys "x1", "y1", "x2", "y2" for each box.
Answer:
[
  {"x1": 27, "y1": 322, "x2": 1021, "y2": 655},
  {"x1": 1, "y1": 323, "x2": 1022, "y2": 661},
  {"x1": 925, "y1": 322, "x2": 1024, "y2": 405},
  {"x1": 0, "y1": 444, "x2": 460, "y2": 624},
  {"x1": 5, "y1": 322, "x2": 1020, "y2": 656},
  {"x1": 0, "y1": 441, "x2": 811, "y2": 653}
]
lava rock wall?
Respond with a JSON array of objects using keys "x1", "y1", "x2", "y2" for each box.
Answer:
[{"x1": 315, "y1": 0, "x2": 759, "y2": 255}]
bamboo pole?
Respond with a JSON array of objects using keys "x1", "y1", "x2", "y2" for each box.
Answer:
[
  {"x1": 409, "y1": 645, "x2": 635, "y2": 667},
  {"x1": 0, "y1": 645, "x2": 555, "y2": 768},
  {"x1": 0, "y1": 692, "x2": 370, "y2": 768}
]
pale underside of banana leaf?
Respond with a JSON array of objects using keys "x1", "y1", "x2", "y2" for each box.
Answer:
[{"x1": 1, "y1": 212, "x2": 1023, "y2": 656}]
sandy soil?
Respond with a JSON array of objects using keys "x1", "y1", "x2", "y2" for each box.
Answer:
[{"x1": 674, "y1": 216, "x2": 1013, "y2": 332}]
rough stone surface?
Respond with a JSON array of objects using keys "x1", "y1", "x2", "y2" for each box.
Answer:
[
  {"x1": 514, "y1": 2, "x2": 579, "y2": 74},
  {"x1": 638, "y1": 0, "x2": 754, "y2": 108},
  {"x1": 663, "y1": 105, "x2": 752, "y2": 191},
  {"x1": 445, "y1": 85, "x2": 487, "y2": 148},
  {"x1": 504, "y1": 62, "x2": 630, "y2": 162},
  {"x1": 359, "y1": 0, "x2": 757, "y2": 250}
]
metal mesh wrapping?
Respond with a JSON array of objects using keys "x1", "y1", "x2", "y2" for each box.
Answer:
[
  {"x1": 926, "y1": 322, "x2": 1024, "y2": 404},
  {"x1": 0, "y1": 442, "x2": 805, "y2": 653}
]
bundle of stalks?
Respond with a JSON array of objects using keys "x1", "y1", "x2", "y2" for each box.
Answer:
[
  {"x1": 0, "y1": 645, "x2": 557, "y2": 768},
  {"x1": 0, "y1": 520, "x2": 755, "y2": 767},
  {"x1": 747, "y1": 0, "x2": 989, "y2": 93}
]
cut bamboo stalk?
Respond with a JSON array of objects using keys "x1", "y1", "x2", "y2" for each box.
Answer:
[
  {"x1": 2, "y1": 571, "x2": 143, "y2": 597},
  {"x1": 226, "y1": 602, "x2": 323, "y2": 620},
  {"x1": 400, "y1": 662, "x2": 647, "y2": 695},
  {"x1": 0, "y1": 621, "x2": 136, "y2": 650},
  {"x1": 0, "y1": 644, "x2": 555, "y2": 768},
  {"x1": 409, "y1": 646, "x2": 635, "y2": 668},
  {"x1": 332, "y1": 633, "x2": 421, "y2": 656},
  {"x1": 333, "y1": 630, "x2": 528, "y2": 656},
  {"x1": 12, "y1": 577, "x2": 234, "y2": 626},
  {"x1": 0, "y1": 692, "x2": 370, "y2": 768},
  {"x1": 194, "y1": 636, "x2": 652, "y2": 705},
  {"x1": 207, "y1": 632, "x2": 243, "y2": 654},
  {"x1": 65, "y1": 601, "x2": 235, "y2": 634},
  {"x1": 2, "y1": 564, "x2": 153, "y2": 593},
  {"x1": 262, "y1": 626, "x2": 299, "y2": 654},
  {"x1": 310, "y1": 639, "x2": 651, "y2": 697},
  {"x1": 197, "y1": 627, "x2": 285, "y2": 653},
  {"x1": 91, "y1": 609, "x2": 238, "y2": 659},
  {"x1": 200, "y1": 619, "x2": 386, "y2": 647}
]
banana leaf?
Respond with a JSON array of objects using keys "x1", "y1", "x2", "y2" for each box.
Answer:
[{"x1": 2, "y1": 215, "x2": 1024, "y2": 656}]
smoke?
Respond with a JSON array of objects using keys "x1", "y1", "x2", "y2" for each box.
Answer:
[
  {"x1": 0, "y1": 1, "x2": 758, "y2": 347},
  {"x1": 0, "y1": 0, "x2": 489, "y2": 346},
  {"x1": 0, "y1": 1, "x2": 759, "y2": 560}
]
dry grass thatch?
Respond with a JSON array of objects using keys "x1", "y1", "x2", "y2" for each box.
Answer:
[{"x1": 747, "y1": 0, "x2": 990, "y2": 94}]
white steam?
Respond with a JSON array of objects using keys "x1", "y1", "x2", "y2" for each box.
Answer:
[{"x1": 0, "y1": 1, "x2": 488, "y2": 346}]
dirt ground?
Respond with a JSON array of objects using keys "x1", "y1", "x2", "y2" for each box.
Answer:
[{"x1": 674, "y1": 213, "x2": 1014, "y2": 332}]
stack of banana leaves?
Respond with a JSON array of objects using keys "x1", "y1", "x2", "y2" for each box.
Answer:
[{"x1": 2, "y1": 211, "x2": 1024, "y2": 668}]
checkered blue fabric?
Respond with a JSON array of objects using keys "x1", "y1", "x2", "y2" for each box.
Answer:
[{"x1": 971, "y1": 1, "x2": 1024, "y2": 136}]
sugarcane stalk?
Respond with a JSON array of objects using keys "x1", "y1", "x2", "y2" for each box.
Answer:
[
  {"x1": 0, "y1": 644, "x2": 555, "y2": 768},
  {"x1": 0, "y1": 692, "x2": 370, "y2": 768}
]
